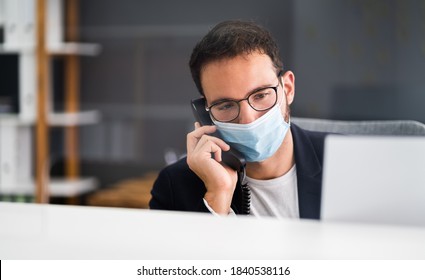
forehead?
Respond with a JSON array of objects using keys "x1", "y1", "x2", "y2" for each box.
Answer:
[{"x1": 200, "y1": 52, "x2": 277, "y2": 100}]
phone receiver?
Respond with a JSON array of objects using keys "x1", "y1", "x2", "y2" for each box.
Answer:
[{"x1": 191, "y1": 98, "x2": 246, "y2": 173}]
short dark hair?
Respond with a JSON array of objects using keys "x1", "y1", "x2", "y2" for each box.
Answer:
[{"x1": 189, "y1": 20, "x2": 284, "y2": 95}]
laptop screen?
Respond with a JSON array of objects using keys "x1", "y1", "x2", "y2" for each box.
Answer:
[{"x1": 321, "y1": 135, "x2": 425, "y2": 227}]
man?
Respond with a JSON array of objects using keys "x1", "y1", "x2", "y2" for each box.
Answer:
[{"x1": 149, "y1": 20, "x2": 327, "y2": 219}]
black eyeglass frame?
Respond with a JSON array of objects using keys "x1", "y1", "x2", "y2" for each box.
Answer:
[{"x1": 205, "y1": 83, "x2": 280, "y2": 123}]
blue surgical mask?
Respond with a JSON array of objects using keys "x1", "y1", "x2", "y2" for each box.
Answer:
[{"x1": 212, "y1": 100, "x2": 290, "y2": 162}]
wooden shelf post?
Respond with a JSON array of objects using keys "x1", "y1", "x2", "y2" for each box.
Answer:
[
  {"x1": 35, "y1": 0, "x2": 50, "y2": 203},
  {"x1": 64, "y1": 0, "x2": 80, "y2": 179}
]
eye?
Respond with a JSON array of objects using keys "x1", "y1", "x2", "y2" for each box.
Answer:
[
  {"x1": 251, "y1": 90, "x2": 272, "y2": 101},
  {"x1": 215, "y1": 101, "x2": 236, "y2": 111}
]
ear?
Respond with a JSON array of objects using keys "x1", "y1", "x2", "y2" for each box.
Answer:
[{"x1": 281, "y1": 71, "x2": 295, "y2": 105}]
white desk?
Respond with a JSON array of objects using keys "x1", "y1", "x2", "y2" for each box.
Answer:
[{"x1": 1, "y1": 202, "x2": 424, "y2": 259}]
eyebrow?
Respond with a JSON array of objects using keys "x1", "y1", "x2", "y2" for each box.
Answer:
[{"x1": 209, "y1": 82, "x2": 277, "y2": 105}]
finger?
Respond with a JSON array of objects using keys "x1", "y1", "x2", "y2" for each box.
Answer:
[
  {"x1": 192, "y1": 124, "x2": 217, "y2": 138},
  {"x1": 193, "y1": 136, "x2": 224, "y2": 163},
  {"x1": 192, "y1": 136, "x2": 230, "y2": 165},
  {"x1": 187, "y1": 125, "x2": 219, "y2": 153},
  {"x1": 210, "y1": 141, "x2": 223, "y2": 162},
  {"x1": 195, "y1": 134, "x2": 230, "y2": 153},
  {"x1": 209, "y1": 140, "x2": 232, "y2": 163}
]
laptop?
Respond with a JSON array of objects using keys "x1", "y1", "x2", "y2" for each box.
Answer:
[{"x1": 321, "y1": 135, "x2": 425, "y2": 227}]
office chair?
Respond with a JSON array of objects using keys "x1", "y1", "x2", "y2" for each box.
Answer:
[{"x1": 291, "y1": 117, "x2": 425, "y2": 136}]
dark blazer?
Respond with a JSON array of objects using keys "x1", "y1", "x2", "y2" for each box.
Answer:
[{"x1": 149, "y1": 123, "x2": 327, "y2": 219}]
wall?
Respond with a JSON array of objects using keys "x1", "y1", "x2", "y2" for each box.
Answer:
[
  {"x1": 77, "y1": 0, "x2": 292, "y2": 172},
  {"x1": 73, "y1": 0, "x2": 425, "y2": 182},
  {"x1": 292, "y1": 0, "x2": 425, "y2": 120}
]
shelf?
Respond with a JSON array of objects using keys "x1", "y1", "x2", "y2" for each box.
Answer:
[
  {"x1": 0, "y1": 177, "x2": 98, "y2": 197},
  {"x1": 0, "y1": 110, "x2": 101, "y2": 126},
  {"x1": 0, "y1": 115, "x2": 34, "y2": 125},
  {"x1": 48, "y1": 110, "x2": 101, "y2": 126},
  {"x1": 0, "y1": 44, "x2": 35, "y2": 53},
  {"x1": 1, "y1": 0, "x2": 102, "y2": 203},
  {"x1": 50, "y1": 177, "x2": 98, "y2": 197},
  {"x1": 0, "y1": 42, "x2": 101, "y2": 56},
  {"x1": 48, "y1": 42, "x2": 101, "y2": 56}
]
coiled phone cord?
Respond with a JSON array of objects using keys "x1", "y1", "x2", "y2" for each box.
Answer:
[
  {"x1": 238, "y1": 168, "x2": 251, "y2": 215},
  {"x1": 241, "y1": 183, "x2": 251, "y2": 215}
]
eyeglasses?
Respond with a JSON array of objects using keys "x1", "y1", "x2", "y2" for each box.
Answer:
[{"x1": 206, "y1": 84, "x2": 279, "y2": 122}]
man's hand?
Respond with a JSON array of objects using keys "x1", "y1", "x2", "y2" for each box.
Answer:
[{"x1": 187, "y1": 122, "x2": 238, "y2": 215}]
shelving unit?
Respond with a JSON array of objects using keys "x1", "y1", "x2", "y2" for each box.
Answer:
[
  {"x1": 0, "y1": 0, "x2": 101, "y2": 203},
  {"x1": 1, "y1": 42, "x2": 101, "y2": 55}
]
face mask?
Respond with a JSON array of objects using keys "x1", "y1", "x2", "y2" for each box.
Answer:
[{"x1": 212, "y1": 97, "x2": 290, "y2": 162}]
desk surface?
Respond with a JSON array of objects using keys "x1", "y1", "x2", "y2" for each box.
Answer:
[{"x1": 1, "y1": 202, "x2": 424, "y2": 259}]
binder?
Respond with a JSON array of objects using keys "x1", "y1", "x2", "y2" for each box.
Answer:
[
  {"x1": 3, "y1": 0, "x2": 21, "y2": 47},
  {"x1": 0, "y1": 123, "x2": 32, "y2": 193},
  {"x1": 0, "y1": 0, "x2": 4, "y2": 22},
  {"x1": 17, "y1": 125, "x2": 32, "y2": 183},
  {"x1": 0, "y1": 0, "x2": 3, "y2": 43},
  {"x1": 19, "y1": 51, "x2": 36, "y2": 121},
  {"x1": 21, "y1": 0, "x2": 35, "y2": 47},
  {"x1": 0, "y1": 124, "x2": 18, "y2": 188},
  {"x1": 0, "y1": 53, "x2": 19, "y2": 114},
  {"x1": 3, "y1": 0, "x2": 36, "y2": 48},
  {"x1": 47, "y1": 0, "x2": 64, "y2": 48}
]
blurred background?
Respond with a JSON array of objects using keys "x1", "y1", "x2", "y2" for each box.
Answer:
[{"x1": 1, "y1": 0, "x2": 425, "y2": 207}]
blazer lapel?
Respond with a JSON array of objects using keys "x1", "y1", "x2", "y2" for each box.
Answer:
[{"x1": 291, "y1": 124, "x2": 324, "y2": 219}]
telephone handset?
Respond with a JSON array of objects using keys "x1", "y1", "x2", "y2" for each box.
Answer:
[
  {"x1": 191, "y1": 97, "x2": 246, "y2": 173},
  {"x1": 191, "y1": 97, "x2": 250, "y2": 215}
]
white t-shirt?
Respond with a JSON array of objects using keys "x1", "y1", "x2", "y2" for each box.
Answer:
[
  {"x1": 244, "y1": 164, "x2": 299, "y2": 218},
  {"x1": 204, "y1": 164, "x2": 299, "y2": 218}
]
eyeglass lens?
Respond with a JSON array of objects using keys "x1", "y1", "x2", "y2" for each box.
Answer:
[{"x1": 210, "y1": 86, "x2": 277, "y2": 122}]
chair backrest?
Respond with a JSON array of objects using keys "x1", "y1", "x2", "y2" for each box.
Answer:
[{"x1": 291, "y1": 117, "x2": 425, "y2": 136}]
